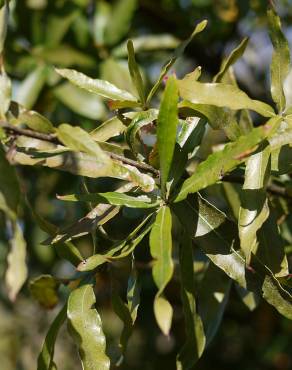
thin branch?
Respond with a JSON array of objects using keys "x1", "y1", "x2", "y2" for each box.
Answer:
[{"x1": 0, "y1": 121, "x2": 160, "y2": 177}]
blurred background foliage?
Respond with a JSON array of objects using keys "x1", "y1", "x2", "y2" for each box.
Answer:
[{"x1": 1, "y1": 0, "x2": 292, "y2": 369}]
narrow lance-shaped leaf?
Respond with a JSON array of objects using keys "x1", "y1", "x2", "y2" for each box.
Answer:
[
  {"x1": 0, "y1": 0, "x2": 9, "y2": 54},
  {"x1": 5, "y1": 223, "x2": 27, "y2": 301},
  {"x1": 104, "y1": 0, "x2": 137, "y2": 47},
  {"x1": 173, "y1": 195, "x2": 292, "y2": 320},
  {"x1": 57, "y1": 123, "x2": 110, "y2": 162},
  {"x1": 67, "y1": 284, "x2": 110, "y2": 370},
  {"x1": 8, "y1": 101, "x2": 55, "y2": 134},
  {"x1": 37, "y1": 303, "x2": 67, "y2": 370},
  {"x1": 176, "y1": 234, "x2": 205, "y2": 370},
  {"x1": 147, "y1": 20, "x2": 207, "y2": 104},
  {"x1": 78, "y1": 213, "x2": 154, "y2": 272},
  {"x1": 238, "y1": 144, "x2": 271, "y2": 264},
  {"x1": 58, "y1": 192, "x2": 160, "y2": 209},
  {"x1": 56, "y1": 68, "x2": 138, "y2": 102},
  {"x1": 0, "y1": 65, "x2": 11, "y2": 119},
  {"x1": 150, "y1": 206, "x2": 174, "y2": 335},
  {"x1": 267, "y1": 7, "x2": 290, "y2": 112},
  {"x1": 0, "y1": 145, "x2": 20, "y2": 218},
  {"x1": 127, "y1": 40, "x2": 146, "y2": 105},
  {"x1": 16, "y1": 65, "x2": 48, "y2": 109},
  {"x1": 179, "y1": 100, "x2": 240, "y2": 141},
  {"x1": 174, "y1": 117, "x2": 281, "y2": 203},
  {"x1": 178, "y1": 78, "x2": 275, "y2": 117},
  {"x1": 213, "y1": 37, "x2": 249, "y2": 83},
  {"x1": 157, "y1": 76, "x2": 179, "y2": 198}
]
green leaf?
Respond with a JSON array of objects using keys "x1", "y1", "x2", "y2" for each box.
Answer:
[
  {"x1": 178, "y1": 79, "x2": 275, "y2": 117},
  {"x1": 29, "y1": 275, "x2": 59, "y2": 309},
  {"x1": 15, "y1": 65, "x2": 48, "y2": 109},
  {"x1": 238, "y1": 144, "x2": 271, "y2": 263},
  {"x1": 93, "y1": 0, "x2": 111, "y2": 46},
  {"x1": 8, "y1": 101, "x2": 55, "y2": 134},
  {"x1": 56, "y1": 123, "x2": 110, "y2": 162},
  {"x1": 13, "y1": 137, "x2": 155, "y2": 192},
  {"x1": 157, "y1": 76, "x2": 179, "y2": 198},
  {"x1": 5, "y1": 223, "x2": 27, "y2": 301},
  {"x1": 125, "y1": 109, "x2": 158, "y2": 159},
  {"x1": 37, "y1": 303, "x2": 67, "y2": 370},
  {"x1": 267, "y1": 7, "x2": 290, "y2": 112},
  {"x1": 127, "y1": 270, "x2": 140, "y2": 323},
  {"x1": 35, "y1": 45, "x2": 95, "y2": 68},
  {"x1": 54, "y1": 82, "x2": 106, "y2": 120},
  {"x1": 0, "y1": 65, "x2": 11, "y2": 119},
  {"x1": 176, "y1": 234, "x2": 205, "y2": 369},
  {"x1": 179, "y1": 100, "x2": 240, "y2": 141},
  {"x1": 0, "y1": 0, "x2": 8, "y2": 54},
  {"x1": 0, "y1": 145, "x2": 20, "y2": 218},
  {"x1": 112, "y1": 292, "x2": 134, "y2": 354},
  {"x1": 112, "y1": 34, "x2": 179, "y2": 58},
  {"x1": 213, "y1": 38, "x2": 249, "y2": 83},
  {"x1": 90, "y1": 116, "x2": 127, "y2": 142},
  {"x1": 150, "y1": 206, "x2": 174, "y2": 335},
  {"x1": 197, "y1": 263, "x2": 231, "y2": 347},
  {"x1": 235, "y1": 284, "x2": 260, "y2": 311},
  {"x1": 67, "y1": 284, "x2": 110, "y2": 370},
  {"x1": 56, "y1": 68, "x2": 138, "y2": 102},
  {"x1": 147, "y1": 20, "x2": 207, "y2": 104},
  {"x1": 28, "y1": 205, "x2": 83, "y2": 266},
  {"x1": 45, "y1": 11, "x2": 78, "y2": 47},
  {"x1": 78, "y1": 213, "x2": 154, "y2": 272},
  {"x1": 127, "y1": 40, "x2": 146, "y2": 105},
  {"x1": 100, "y1": 58, "x2": 137, "y2": 98},
  {"x1": 256, "y1": 208, "x2": 289, "y2": 278},
  {"x1": 58, "y1": 192, "x2": 160, "y2": 209},
  {"x1": 104, "y1": 0, "x2": 137, "y2": 46},
  {"x1": 174, "y1": 119, "x2": 280, "y2": 202},
  {"x1": 173, "y1": 195, "x2": 292, "y2": 319}
]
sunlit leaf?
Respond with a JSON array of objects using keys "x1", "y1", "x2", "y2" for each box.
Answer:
[
  {"x1": 178, "y1": 78, "x2": 275, "y2": 117},
  {"x1": 179, "y1": 100, "x2": 240, "y2": 141},
  {"x1": 54, "y1": 82, "x2": 106, "y2": 120},
  {"x1": 8, "y1": 101, "x2": 55, "y2": 133},
  {"x1": 5, "y1": 223, "x2": 27, "y2": 301},
  {"x1": 56, "y1": 123, "x2": 110, "y2": 162},
  {"x1": 147, "y1": 20, "x2": 207, "y2": 104},
  {"x1": 150, "y1": 206, "x2": 174, "y2": 335},
  {"x1": 78, "y1": 213, "x2": 154, "y2": 272},
  {"x1": 157, "y1": 76, "x2": 179, "y2": 198},
  {"x1": 58, "y1": 192, "x2": 160, "y2": 209},
  {"x1": 15, "y1": 65, "x2": 48, "y2": 109},
  {"x1": 56, "y1": 68, "x2": 138, "y2": 102},
  {"x1": 0, "y1": 65, "x2": 11, "y2": 119},
  {"x1": 174, "y1": 119, "x2": 281, "y2": 202},
  {"x1": 0, "y1": 0, "x2": 9, "y2": 54},
  {"x1": 127, "y1": 40, "x2": 146, "y2": 105},
  {"x1": 112, "y1": 34, "x2": 179, "y2": 58},
  {"x1": 213, "y1": 38, "x2": 249, "y2": 83},
  {"x1": 267, "y1": 7, "x2": 290, "y2": 112},
  {"x1": 67, "y1": 284, "x2": 110, "y2": 370},
  {"x1": 238, "y1": 144, "x2": 271, "y2": 264}
]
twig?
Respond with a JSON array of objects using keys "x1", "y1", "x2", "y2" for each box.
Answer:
[
  {"x1": 0, "y1": 121, "x2": 160, "y2": 177},
  {"x1": 0, "y1": 121, "x2": 59, "y2": 143}
]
